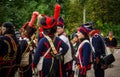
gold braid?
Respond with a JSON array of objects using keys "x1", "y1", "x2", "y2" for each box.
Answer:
[
  {"x1": 0, "y1": 35, "x2": 18, "y2": 70},
  {"x1": 4, "y1": 40, "x2": 11, "y2": 54},
  {"x1": 5, "y1": 34, "x2": 18, "y2": 58},
  {"x1": 5, "y1": 34, "x2": 18, "y2": 54}
]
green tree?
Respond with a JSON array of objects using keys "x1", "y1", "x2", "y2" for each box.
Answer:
[{"x1": 0, "y1": 0, "x2": 120, "y2": 43}]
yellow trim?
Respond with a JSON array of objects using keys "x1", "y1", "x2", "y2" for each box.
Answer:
[
  {"x1": 5, "y1": 34, "x2": 17, "y2": 53},
  {"x1": 4, "y1": 40, "x2": 11, "y2": 54}
]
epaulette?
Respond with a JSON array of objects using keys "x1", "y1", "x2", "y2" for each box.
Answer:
[{"x1": 94, "y1": 34, "x2": 99, "y2": 38}]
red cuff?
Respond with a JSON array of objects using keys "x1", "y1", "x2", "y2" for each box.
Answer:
[
  {"x1": 80, "y1": 66, "x2": 87, "y2": 76},
  {"x1": 31, "y1": 63, "x2": 36, "y2": 68}
]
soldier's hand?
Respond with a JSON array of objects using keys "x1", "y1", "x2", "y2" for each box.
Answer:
[
  {"x1": 96, "y1": 57, "x2": 99, "y2": 64},
  {"x1": 80, "y1": 66, "x2": 87, "y2": 76}
]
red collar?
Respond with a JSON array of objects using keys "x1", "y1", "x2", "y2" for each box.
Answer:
[{"x1": 90, "y1": 30, "x2": 100, "y2": 37}]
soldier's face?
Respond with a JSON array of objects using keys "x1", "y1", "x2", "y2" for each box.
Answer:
[
  {"x1": 109, "y1": 32, "x2": 113, "y2": 37},
  {"x1": 1, "y1": 26, "x2": 6, "y2": 35},
  {"x1": 77, "y1": 31, "x2": 84, "y2": 39},
  {"x1": 73, "y1": 36, "x2": 79, "y2": 42},
  {"x1": 57, "y1": 27, "x2": 64, "y2": 35}
]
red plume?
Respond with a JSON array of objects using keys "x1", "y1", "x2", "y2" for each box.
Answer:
[
  {"x1": 29, "y1": 11, "x2": 39, "y2": 27},
  {"x1": 53, "y1": 4, "x2": 61, "y2": 20}
]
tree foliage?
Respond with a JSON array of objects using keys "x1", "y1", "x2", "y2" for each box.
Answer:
[{"x1": 0, "y1": 0, "x2": 120, "y2": 42}]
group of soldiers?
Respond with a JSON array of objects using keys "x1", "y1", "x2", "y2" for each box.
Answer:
[{"x1": 0, "y1": 4, "x2": 117, "y2": 77}]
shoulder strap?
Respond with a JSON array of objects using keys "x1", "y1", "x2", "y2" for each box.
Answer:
[
  {"x1": 75, "y1": 40, "x2": 90, "y2": 67},
  {"x1": 22, "y1": 42, "x2": 30, "y2": 56},
  {"x1": 21, "y1": 38, "x2": 33, "y2": 56},
  {"x1": 90, "y1": 37, "x2": 95, "y2": 53},
  {"x1": 75, "y1": 40, "x2": 89, "y2": 57},
  {"x1": 44, "y1": 35, "x2": 57, "y2": 55},
  {"x1": 43, "y1": 48, "x2": 51, "y2": 58}
]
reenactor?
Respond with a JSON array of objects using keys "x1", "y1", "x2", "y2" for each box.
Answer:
[
  {"x1": 83, "y1": 22, "x2": 106, "y2": 77},
  {"x1": 32, "y1": 4, "x2": 69, "y2": 77},
  {"x1": 74, "y1": 26, "x2": 92, "y2": 77},
  {"x1": 56, "y1": 17, "x2": 73, "y2": 77},
  {"x1": 19, "y1": 11, "x2": 38, "y2": 77},
  {"x1": 72, "y1": 33, "x2": 80, "y2": 53},
  {"x1": 0, "y1": 22, "x2": 20, "y2": 77}
]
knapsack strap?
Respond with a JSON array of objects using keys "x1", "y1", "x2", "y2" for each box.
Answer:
[
  {"x1": 22, "y1": 39, "x2": 32, "y2": 57},
  {"x1": 43, "y1": 48, "x2": 51, "y2": 58},
  {"x1": 76, "y1": 40, "x2": 90, "y2": 67},
  {"x1": 44, "y1": 35, "x2": 57, "y2": 55}
]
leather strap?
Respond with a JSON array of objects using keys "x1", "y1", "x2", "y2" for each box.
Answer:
[{"x1": 45, "y1": 35, "x2": 57, "y2": 55}]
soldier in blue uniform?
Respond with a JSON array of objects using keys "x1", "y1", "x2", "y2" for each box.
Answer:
[
  {"x1": 83, "y1": 22, "x2": 106, "y2": 77},
  {"x1": 0, "y1": 22, "x2": 20, "y2": 77},
  {"x1": 32, "y1": 15, "x2": 69, "y2": 77},
  {"x1": 57, "y1": 17, "x2": 73, "y2": 77},
  {"x1": 72, "y1": 33, "x2": 80, "y2": 53},
  {"x1": 19, "y1": 11, "x2": 38, "y2": 77},
  {"x1": 74, "y1": 26, "x2": 92, "y2": 77},
  {"x1": 19, "y1": 22, "x2": 36, "y2": 77}
]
